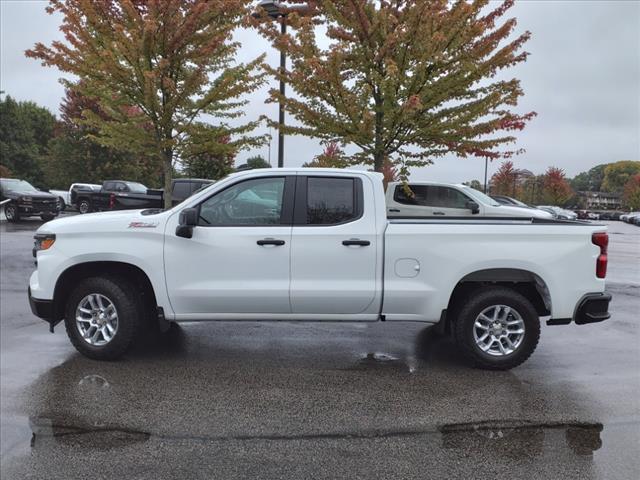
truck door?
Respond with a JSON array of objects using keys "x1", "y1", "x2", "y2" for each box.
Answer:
[
  {"x1": 164, "y1": 175, "x2": 294, "y2": 316},
  {"x1": 289, "y1": 175, "x2": 379, "y2": 316}
]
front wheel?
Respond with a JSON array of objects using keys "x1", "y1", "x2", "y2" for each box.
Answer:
[
  {"x1": 64, "y1": 276, "x2": 142, "y2": 360},
  {"x1": 58, "y1": 197, "x2": 66, "y2": 211},
  {"x1": 453, "y1": 287, "x2": 540, "y2": 370},
  {"x1": 41, "y1": 213, "x2": 56, "y2": 221},
  {"x1": 4, "y1": 203, "x2": 20, "y2": 222}
]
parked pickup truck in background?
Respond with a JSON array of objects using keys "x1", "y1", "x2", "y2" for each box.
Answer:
[
  {"x1": 1, "y1": 178, "x2": 59, "y2": 222},
  {"x1": 74, "y1": 178, "x2": 213, "y2": 214},
  {"x1": 28, "y1": 168, "x2": 611, "y2": 370},
  {"x1": 49, "y1": 183, "x2": 101, "y2": 211},
  {"x1": 386, "y1": 181, "x2": 553, "y2": 219}
]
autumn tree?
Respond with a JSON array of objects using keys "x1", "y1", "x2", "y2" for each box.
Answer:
[
  {"x1": 303, "y1": 142, "x2": 350, "y2": 168},
  {"x1": 490, "y1": 161, "x2": 517, "y2": 196},
  {"x1": 253, "y1": 0, "x2": 535, "y2": 174},
  {"x1": 541, "y1": 167, "x2": 573, "y2": 206},
  {"x1": 44, "y1": 85, "x2": 159, "y2": 188},
  {"x1": 27, "y1": 0, "x2": 265, "y2": 207},
  {"x1": 622, "y1": 174, "x2": 640, "y2": 210},
  {"x1": 601, "y1": 160, "x2": 640, "y2": 193}
]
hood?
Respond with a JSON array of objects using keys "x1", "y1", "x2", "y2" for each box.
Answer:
[
  {"x1": 37, "y1": 209, "x2": 171, "y2": 235},
  {"x1": 5, "y1": 189, "x2": 57, "y2": 199},
  {"x1": 495, "y1": 205, "x2": 554, "y2": 219}
]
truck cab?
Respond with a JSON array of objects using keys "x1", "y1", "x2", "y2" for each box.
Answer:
[{"x1": 386, "y1": 182, "x2": 553, "y2": 219}]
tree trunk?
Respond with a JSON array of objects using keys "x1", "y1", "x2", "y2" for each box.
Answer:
[
  {"x1": 163, "y1": 149, "x2": 172, "y2": 209},
  {"x1": 373, "y1": 97, "x2": 384, "y2": 172}
]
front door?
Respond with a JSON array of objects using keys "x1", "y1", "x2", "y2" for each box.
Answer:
[
  {"x1": 164, "y1": 175, "x2": 294, "y2": 317},
  {"x1": 289, "y1": 176, "x2": 379, "y2": 316}
]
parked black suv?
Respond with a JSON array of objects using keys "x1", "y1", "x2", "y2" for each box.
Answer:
[{"x1": 0, "y1": 178, "x2": 59, "y2": 222}]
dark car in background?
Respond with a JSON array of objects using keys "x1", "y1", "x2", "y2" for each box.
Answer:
[
  {"x1": 0, "y1": 178, "x2": 59, "y2": 222},
  {"x1": 74, "y1": 178, "x2": 213, "y2": 214}
]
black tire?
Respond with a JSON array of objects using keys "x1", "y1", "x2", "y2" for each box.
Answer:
[
  {"x1": 64, "y1": 276, "x2": 142, "y2": 360},
  {"x1": 58, "y1": 197, "x2": 66, "y2": 211},
  {"x1": 452, "y1": 287, "x2": 540, "y2": 370},
  {"x1": 41, "y1": 213, "x2": 55, "y2": 222},
  {"x1": 4, "y1": 203, "x2": 20, "y2": 222},
  {"x1": 77, "y1": 199, "x2": 92, "y2": 214}
]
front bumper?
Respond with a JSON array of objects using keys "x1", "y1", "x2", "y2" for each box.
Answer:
[
  {"x1": 547, "y1": 292, "x2": 612, "y2": 326},
  {"x1": 28, "y1": 287, "x2": 54, "y2": 323}
]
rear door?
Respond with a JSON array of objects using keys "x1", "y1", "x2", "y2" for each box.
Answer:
[{"x1": 289, "y1": 175, "x2": 378, "y2": 316}]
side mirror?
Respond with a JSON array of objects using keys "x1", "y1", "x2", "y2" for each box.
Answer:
[
  {"x1": 176, "y1": 207, "x2": 198, "y2": 238},
  {"x1": 466, "y1": 201, "x2": 480, "y2": 214}
]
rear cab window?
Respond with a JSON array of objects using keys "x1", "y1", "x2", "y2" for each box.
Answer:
[{"x1": 295, "y1": 176, "x2": 363, "y2": 225}]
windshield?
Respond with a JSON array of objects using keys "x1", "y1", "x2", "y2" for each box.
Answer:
[
  {"x1": 462, "y1": 186, "x2": 501, "y2": 207},
  {"x1": 0, "y1": 179, "x2": 38, "y2": 192},
  {"x1": 125, "y1": 182, "x2": 148, "y2": 194}
]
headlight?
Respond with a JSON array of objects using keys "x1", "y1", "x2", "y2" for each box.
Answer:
[{"x1": 33, "y1": 233, "x2": 56, "y2": 257}]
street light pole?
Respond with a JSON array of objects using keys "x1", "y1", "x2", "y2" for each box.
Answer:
[
  {"x1": 254, "y1": 1, "x2": 313, "y2": 168},
  {"x1": 278, "y1": 19, "x2": 286, "y2": 168},
  {"x1": 484, "y1": 157, "x2": 489, "y2": 194}
]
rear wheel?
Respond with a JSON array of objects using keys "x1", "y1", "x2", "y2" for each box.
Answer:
[
  {"x1": 41, "y1": 213, "x2": 55, "y2": 221},
  {"x1": 4, "y1": 204, "x2": 20, "y2": 222},
  {"x1": 453, "y1": 287, "x2": 540, "y2": 370},
  {"x1": 78, "y1": 199, "x2": 91, "y2": 214},
  {"x1": 64, "y1": 276, "x2": 141, "y2": 360}
]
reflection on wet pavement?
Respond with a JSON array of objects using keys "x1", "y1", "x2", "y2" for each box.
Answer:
[{"x1": 1, "y1": 221, "x2": 639, "y2": 479}]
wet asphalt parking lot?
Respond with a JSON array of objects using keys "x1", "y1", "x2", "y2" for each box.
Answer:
[{"x1": 0, "y1": 216, "x2": 638, "y2": 479}]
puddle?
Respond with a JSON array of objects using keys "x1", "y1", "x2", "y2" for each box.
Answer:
[{"x1": 440, "y1": 420, "x2": 603, "y2": 457}]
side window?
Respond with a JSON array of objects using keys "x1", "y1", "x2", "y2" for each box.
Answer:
[
  {"x1": 172, "y1": 182, "x2": 191, "y2": 199},
  {"x1": 306, "y1": 177, "x2": 358, "y2": 225},
  {"x1": 103, "y1": 182, "x2": 115, "y2": 191},
  {"x1": 198, "y1": 177, "x2": 285, "y2": 226},
  {"x1": 114, "y1": 182, "x2": 128, "y2": 192},
  {"x1": 432, "y1": 187, "x2": 470, "y2": 208},
  {"x1": 394, "y1": 185, "x2": 430, "y2": 206}
]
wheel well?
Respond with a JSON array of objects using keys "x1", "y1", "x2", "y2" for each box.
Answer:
[
  {"x1": 52, "y1": 261, "x2": 157, "y2": 321},
  {"x1": 446, "y1": 268, "x2": 551, "y2": 323}
]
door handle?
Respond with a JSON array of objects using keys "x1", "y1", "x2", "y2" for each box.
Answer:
[
  {"x1": 389, "y1": 208, "x2": 400, "y2": 213},
  {"x1": 342, "y1": 239, "x2": 370, "y2": 246},
  {"x1": 257, "y1": 238, "x2": 285, "y2": 246},
  {"x1": 433, "y1": 211, "x2": 445, "y2": 216}
]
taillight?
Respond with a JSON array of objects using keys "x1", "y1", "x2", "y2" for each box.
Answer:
[
  {"x1": 109, "y1": 193, "x2": 115, "y2": 209},
  {"x1": 592, "y1": 232, "x2": 608, "y2": 279}
]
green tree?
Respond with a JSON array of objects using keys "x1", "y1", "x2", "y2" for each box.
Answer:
[
  {"x1": 0, "y1": 95, "x2": 56, "y2": 185},
  {"x1": 253, "y1": 0, "x2": 535, "y2": 173},
  {"x1": 601, "y1": 161, "x2": 640, "y2": 193},
  {"x1": 27, "y1": 0, "x2": 265, "y2": 207},
  {"x1": 182, "y1": 127, "x2": 236, "y2": 180},
  {"x1": 463, "y1": 180, "x2": 483, "y2": 191},
  {"x1": 245, "y1": 155, "x2": 271, "y2": 169},
  {"x1": 570, "y1": 164, "x2": 606, "y2": 192}
]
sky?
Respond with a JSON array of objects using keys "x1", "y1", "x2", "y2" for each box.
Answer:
[{"x1": 1, "y1": 0, "x2": 639, "y2": 184}]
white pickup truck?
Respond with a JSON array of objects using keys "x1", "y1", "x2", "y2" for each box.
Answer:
[{"x1": 28, "y1": 168, "x2": 611, "y2": 369}]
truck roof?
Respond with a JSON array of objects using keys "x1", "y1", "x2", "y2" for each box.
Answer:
[{"x1": 229, "y1": 167, "x2": 383, "y2": 180}]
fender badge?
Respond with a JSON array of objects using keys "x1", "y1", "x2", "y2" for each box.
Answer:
[{"x1": 128, "y1": 221, "x2": 159, "y2": 229}]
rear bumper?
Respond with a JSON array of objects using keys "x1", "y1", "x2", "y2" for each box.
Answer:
[
  {"x1": 28, "y1": 287, "x2": 54, "y2": 323},
  {"x1": 547, "y1": 292, "x2": 612, "y2": 326},
  {"x1": 574, "y1": 292, "x2": 612, "y2": 325}
]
